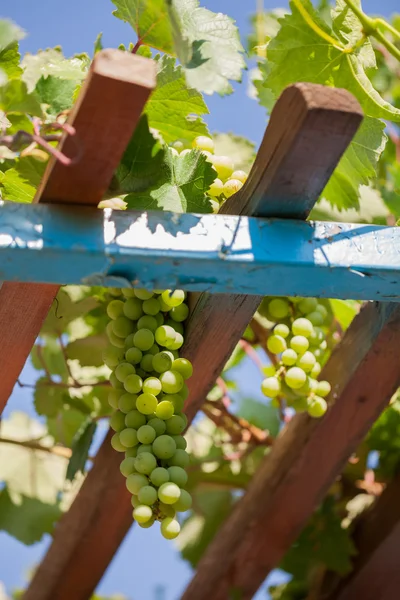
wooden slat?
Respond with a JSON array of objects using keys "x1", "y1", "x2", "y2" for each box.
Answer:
[
  {"x1": 0, "y1": 49, "x2": 155, "y2": 414},
  {"x1": 181, "y1": 302, "x2": 400, "y2": 600}
]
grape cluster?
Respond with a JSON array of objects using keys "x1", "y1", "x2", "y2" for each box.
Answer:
[
  {"x1": 170, "y1": 136, "x2": 248, "y2": 213},
  {"x1": 103, "y1": 288, "x2": 193, "y2": 539},
  {"x1": 260, "y1": 297, "x2": 332, "y2": 418}
]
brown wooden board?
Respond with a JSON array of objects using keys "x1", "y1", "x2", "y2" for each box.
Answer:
[{"x1": 0, "y1": 50, "x2": 155, "y2": 414}]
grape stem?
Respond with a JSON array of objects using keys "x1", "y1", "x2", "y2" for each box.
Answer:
[
  {"x1": 131, "y1": 39, "x2": 143, "y2": 54},
  {"x1": 0, "y1": 436, "x2": 73, "y2": 459},
  {"x1": 203, "y1": 400, "x2": 273, "y2": 446}
]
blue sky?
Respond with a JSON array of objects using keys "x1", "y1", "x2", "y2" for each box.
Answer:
[{"x1": 0, "y1": 1, "x2": 398, "y2": 599}]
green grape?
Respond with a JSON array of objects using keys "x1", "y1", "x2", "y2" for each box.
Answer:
[
  {"x1": 177, "y1": 412, "x2": 188, "y2": 429},
  {"x1": 158, "y1": 297, "x2": 172, "y2": 312},
  {"x1": 296, "y1": 351, "x2": 316, "y2": 373},
  {"x1": 168, "y1": 466, "x2": 188, "y2": 487},
  {"x1": 122, "y1": 288, "x2": 136, "y2": 298},
  {"x1": 155, "y1": 325, "x2": 176, "y2": 347},
  {"x1": 138, "y1": 517, "x2": 156, "y2": 529},
  {"x1": 261, "y1": 377, "x2": 280, "y2": 398},
  {"x1": 134, "y1": 289, "x2": 154, "y2": 300},
  {"x1": 282, "y1": 349, "x2": 298, "y2": 366},
  {"x1": 111, "y1": 432, "x2": 126, "y2": 452},
  {"x1": 123, "y1": 298, "x2": 143, "y2": 321},
  {"x1": 316, "y1": 304, "x2": 328, "y2": 320},
  {"x1": 148, "y1": 343, "x2": 160, "y2": 356},
  {"x1": 285, "y1": 367, "x2": 307, "y2": 390},
  {"x1": 167, "y1": 333, "x2": 184, "y2": 351},
  {"x1": 115, "y1": 362, "x2": 136, "y2": 383},
  {"x1": 120, "y1": 457, "x2": 136, "y2": 477},
  {"x1": 110, "y1": 411, "x2": 126, "y2": 432},
  {"x1": 150, "y1": 467, "x2": 170, "y2": 487},
  {"x1": 124, "y1": 374, "x2": 143, "y2": 394},
  {"x1": 118, "y1": 393, "x2": 137, "y2": 413},
  {"x1": 126, "y1": 473, "x2": 148, "y2": 494},
  {"x1": 308, "y1": 396, "x2": 328, "y2": 418},
  {"x1": 133, "y1": 505, "x2": 153, "y2": 524},
  {"x1": 137, "y1": 444, "x2": 152, "y2": 454},
  {"x1": 169, "y1": 449, "x2": 190, "y2": 468},
  {"x1": 298, "y1": 298, "x2": 318, "y2": 314},
  {"x1": 109, "y1": 288, "x2": 122, "y2": 297},
  {"x1": 223, "y1": 178, "x2": 243, "y2": 198},
  {"x1": 137, "y1": 315, "x2": 158, "y2": 332},
  {"x1": 319, "y1": 340, "x2": 328, "y2": 351},
  {"x1": 208, "y1": 178, "x2": 224, "y2": 198},
  {"x1": 165, "y1": 415, "x2": 186, "y2": 435},
  {"x1": 316, "y1": 380, "x2": 331, "y2": 397},
  {"x1": 169, "y1": 303, "x2": 189, "y2": 322},
  {"x1": 133, "y1": 329, "x2": 154, "y2": 351},
  {"x1": 135, "y1": 452, "x2": 157, "y2": 474},
  {"x1": 152, "y1": 435, "x2": 176, "y2": 459},
  {"x1": 293, "y1": 377, "x2": 312, "y2": 396},
  {"x1": 160, "y1": 517, "x2": 180, "y2": 540},
  {"x1": 108, "y1": 389, "x2": 123, "y2": 410},
  {"x1": 267, "y1": 335, "x2": 287, "y2": 354},
  {"x1": 136, "y1": 368, "x2": 147, "y2": 379},
  {"x1": 164, "y1": 394, "x2": 184, "y2": 413},
  {"x1": 147, "y1": 417, "x2": 167, "y2": 436},
  {"x1": 154, "y1": 312, "x2": 164, "y2": 327},
  {"x1": 161, "y1": 290, "x2": 185, "y2": 308},
  {"x1": 142, "y1": 298, "x2": 160, "y2": 316},
  {"x1": 171, "y1": 435, "x2": 187, "y2": 450},
  {"x1": 125, "y1": 446, "x2": 138, "y2": 458},
  {"x1": 269, "y1": 298, "x2": 290, "y2": 319},
  {"x1": 180, "y1": 383, "x2": 189, "y2": 401},
  {"x1": 166, "y1": 320, "x2": 185, "y2": 336},
  {"x1": 307, "y1": 311, "x2": 324, "y2": 326},
  {"x1": 107, "y1": 326, "x2": 126, "y2": 349},
  {"x1": 112, "y1": 316, "x2": 135, "y2": 338},
  {"x1": 131, "y1": 494, "x2": 140, "y2": 508},
  {"x1": 262, "y1": 365, "x2": 276, "y2": 377},
  {"x1": 107, "y1": 300, "x2": 124, "y2": 320},
  {"x1": 210, "y1": 199, "x2": 219, "y2": 213},
  {"x1": 160, "y1": 370, "x2": 184, "y2": 394},
  {"x1": 110, "y1": 372, "x2": 124, "y2": 389},
  {"x1": 159, "y1": 502, "x2": 176, "y2": 518},
  {"x1": 290, "y1": 396, "x2": 309, "y2": 412},
  {"x1": 137, "y1": 425, "x2": 156, "y2": 444},
  {"x1": 125, "y1": 408, "x2": 146, "y2": 428},
  {"x1": 119, "y1": 428, "x2": 138, "y2": 448},
  {"x1": 210, "y1": 155, "x2": 234, "y2": 181},
  {"x1": 103, "y1": 346, "x2": 124, "y2": 369},
  {"x1": 138, "y1": 485, "x2": 158, "y2": 506},
  {"x1": 310, "y1": 362, "x2": 322, "y2": 378},
  {"x1": 158, "y1": 482, "x2": 181, "y2": 504},
  {"x1": 153, "y1": 351, "x2": 173, "y2": 373},
  {"x1": 174, "y1": 489, "x2": 192, "y2": 512},
  {"x1": 136, "y1": 393, "x2": 158, "y2": 415},
  {"x1": 292, "y1": 318, "x2": 314, "y2": 338},
  {"x1": 124, "y1": 333, "x2": 136, "y2": 349},
  {"x1": 156, "y1": 400, "x2": 175, "y2": 420},
  {"x1": 231, "y1": 170, "x2": 248, "y2": 183},
  {"x1": 140, "y1": 354, "x2": 155, "y2": 372},
  {"x1": 125, "y1": 347, "x2": 143, "y2": 365},
  {"x1": 309, "y1": 327, "x2": 325, "y2": 345},
  {"x1": 274, "y1": 323, "x2": 290, "y2": 338},
  {"x1": 143, "y1": 377, "x2": 162, "y2": 396},
  {"x1": 193, "y1": 135, "x2": 214, "y2": 153},
  {"x1": 172, "y1": 358, "x2": 193, "y2": 380},
  {"x1": 290, "y1": 335, "x2": 309, "y2": 354}
]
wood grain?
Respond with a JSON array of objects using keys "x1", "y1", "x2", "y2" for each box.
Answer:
[
  {"x1": 0, "y1": 50, "x2": 155, "y2": 414},
  {"x1": 182, "y1": 301, "x2": 400, "y2": 600}
]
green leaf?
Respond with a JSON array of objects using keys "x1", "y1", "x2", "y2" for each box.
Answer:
[
  {"x1": 0, "y1": 20, "x2": 25, "y2": 52},
  {"x1": 35, "y1": 75, "x2": 76, "y2": 116},
  {"x1": 247, "y1": 10, "x2": 288, "y2": 56},
  {"x1": 125, "y1": 148, "x2": 214, "y2": 212},
  {"x1": 238, "y1": 398, "x2": 280, "y2": 436},
  {"x1": 31, "y1": 337, "x2": 69, "y2": 380},
  {"x1": 0, "y1": 487, "x2": 61, "y2": 545},
  {"x1": 367, "y1": 395, "x2": 400, "y2": 479},
  {"x1": 21, "y1": 48, "x2": 89, "y2": 93},
  {"x1": 40, "y1": 288, "x2": 99, "y2": 336},
  {"x1": 0, "y1": 79, "x2": 42, "y2": 116},
  {"x1": 48, "y1": 407, "x2": 89, "y2": 447},
  {"x1": 66, "y1": 419, "x2": 97, "y2": 481},
  {"x1": 213, "y1": 133, "x2": 256, "y2": 173},
  {"x1": 0, "y1": 156, "x2": 45, "y2": 203},
  {"x1": 329, "y1": 299, "x2": 359, "y2": 331},
  {"x1": 93, "y1": 33, "x2": 103, "y2": 55},
  {"x1": 145, "y1": 55, "x2": 209, "y2": 144},
  {"x1": 34, "y1": 380, "x2": 66, "y2": 417},
  {"x1": 112, "y1": 0, "x2": 174, "y2": 53},
  {"x1": 66, "y1": 334, "x2": 108, "y2": 367},
  {"x1": 0, "y1": 42, "x2": 22, "y2": 81}
]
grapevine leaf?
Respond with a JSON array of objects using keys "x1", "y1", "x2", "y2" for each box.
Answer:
[
  {"x1": 35, "y1": 75, "x2": 76, "y2": 116},
  {"x1": 93, "y1": 33, "x2": 103, "y2": 55},
  {"x1": 0, "y1": 20, "x2": 25, "y2": 52},
  {"x1": 3, "y1": 113, "x2": 33, "y2": 135},
  {"x1": 66, "y1": 419, "x2": 97, "y2": 481},
  {"x1": 21, "y1": 48, "x2": 89, "y2": 93},
  {"x1": 0, "y1": 42, "x2": 22, "y2": 81},
  {"x1": 0, "y1": 157, "x2": 45, "y2": 203},
  {"x1": 367, "y1": 396, "x2": 400, "y2": 479},
  {"x1": 238, "y1": 398, "x2": 280, "y2": 436},
  {"x1": 213, "y1": 133, "x2": 256, "y2": 173},
  {"x1": 329, "y1": 300, "x2": 359, "y2": 330},
  {"x1": 112, "y1": 0, "x2": 174, "y2": 53},
  {"x1": 66, "y1": 334, "x2": 108, "y2": 367},
  {"x1": 48, "y1": 407, "x2": 90, "y2": 448},
  {"x1": 247, "y1": 9, "x2": 288, "y2": 56},
  {"x1": 125, "y1": 149, "x2": 214, "y2": 213},
  {"x1": 40, "y1": 288, "x2": 99, "y2": 336},
  {"x1": 34, "y1": 380, "x2": 65, "y2": 418},
  {"x1": 31, "y1": 337, "x2": 69, "y2": 380},
  {"x1": 0, "y1": 79, "x2": 42, "y2": 116},
  {"x1": 0, "y1": 487, "x2": 61, "y2": 545},
  {"x1": 144, "y1": 56, "x2": 209, "y2": 144}
]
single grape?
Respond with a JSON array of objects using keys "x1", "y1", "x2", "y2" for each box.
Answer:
[
  {"x1": 316, "y1": 304, "x2": 328, "y2": 320},
  {"x1": 180, "y1": 383, "x2": 189, "y2": 401},
  {"x1": 133, "y1": 329, "x2": 154, "y2": 352},
  {"x1": 174, "y1": 489, "x2": 192, "y2": 512},
  {"x1": 290, "y1": 335, "x2": 309, "y2": 354},
  {"x1": 155, "y1": 325, "x2": 176, "y2": 347},
  {"x1": 119, "y1": 428, "x2": 139, "y2": 448},
  {"x1": 167, "y1": 333, "x2": 184, "y2": 350},
  {"x1": 307, "y1": 311, "x2": 324, "y2": 326},
  {"x1": 136, "y1": 393, "x2": 158, "y2": 415},
  {"x1": 285, "y1": 367, "x2": 307, "y2": 390},
  {"x1": 171, "y1": 435, "x2": 187, "y2": 450},
  {"x1": 152, "y1": 435, "x2": 176, "y2": 459},
  {"x1": 161, "y1": 290, "x2": 185, "y2": 308},
  {"x1": 135, "y1": 452, "x2": 157, "y2": 474},
  {"x1": 208, "y1": 178, "x2": 224, "y2": 198},
  {"x1": 158, "y1": 482, "x2": 181, "y2": 504},
  {"x1": 103, "y1": 346, "x2": 124, "y2": 369},
  {"x1": 159, "y1": 502, "x2": 176, "y2": 519},
  {"x1": 120, "y1": 457, "x2": 136, "y2": 477},
  {"x1": 316, "y1": 380, "x2": 331, "y2": 397},
  {"x1": 169, "y1": 449, "x2": 190, "y2": 468},
  {"x1": 172, "y1": 358, "x2": 193, "y2": 380},
  {"x1": 308, "y1": 396, "x2": 328, "y2": 418},
  {"x1": 154, "y1": 312, "x2": 164, "y2": 327},
  {"x1": 147, "y1": 417, "x2": 167, "y2": 436},
  {"x1": 267, "y1": 335, "x2": 287, "y2": 355},
  {"x1": 137, "y1": 315, "x2": 158, "y2": 332},
  {"x1": 125, "y1": 347, "x2": 143, "y2": 365},
  {"x1": 111, "y1": 432, "x2": 126, "y2": 452},
  {"x1": 108, "y1": 389, "x2": 123, "y2": 410},
  {"x1": 112, "y1": 316, "x2": 135, "y2": 338},
  {"x1": 123, "y1": 298, "x2": 143, "y2": 321},
  {"x1": 168, "y1": 466, "x2": 188, "y2": 487},
  {"x1": 118, "y1": 393, "x2": 137, "y2": 413},
  {"x1": 156, "y1": 400, "x2": 175, "y2": 420},
  {"x1": 160, "y1": 517, "x2": 180, "y2": 540},
  {"x1": 210, "y1": 155, "x2": 234, "y2": 181},
  {"x1": 140, "y1": 354, "x2": 155, "y2": 372},
  {"x1": 107, "y1": 327, "x2": 126, "y2": 349},
  {"x1": 296, "y1": 351, "x2": 316, "y2": 373},
  {"x1": 134, "y1": 289, "x2": 154, "y2": 300},
  {"x1": 193, "y1": 135, "x2": 214, "y2": 153},
  {"x1": 150, "y1": 467, "x2": 170, "y2": 487},
  {"x1": 131, "y1": 494, "x2": 140, "y2": 508},
  {"x1": 293, "y1": 377, "x2": 312, "y2": 396},
  {"x1": 269, "y1": 298, "x2": 290, "y2": 319},
  {"x1": 137, "y1": 444, "x2": 153, "y2": 454},
  {"x1": 262, "y1": 365, "x2": 276, "y2": 377},
  {"x1": 109, "y1": 288, "x2": 122, "y2": 297},
  {"x1": 138, "y1": 517, "x2": 156, "y2": 529},
  {"x1": 158, "y1": 297, "x2": 172, "y2": 312},
  {"x1": 298, "y1": 298, "x2": 318, "y2": 314},
  {"x1": 165, "y1": 415, "x2": 186, "y2": 435},
  {"x1": 142, "y1": 298, "x2": 161, "y2": 316},
  {"x1": 122, "y1": 288, "x2": 136, "y2": 298},
  {"x1": 160, "y1": 370, "x2": 184, "y2": 394},
  {"x1": 133, "y1": 505, "x2": 153, "y2": 524},
  {"x1": 110, "y1": 372, "x2": 124, "y2": 389},
  {"x1": 143, "y1": 377, "x2": 162, "y2": 396},
  {"x1": 138, "y1": 485, "x2": 158, "y2": 506},
  {"x1": 281, "y1": 349, "x2": 298, "y2": 366},
  {"x1": 274, "y1": 323, "x2": 290, "y2": 338},
  {"x1": 223, "y1": 179, "x2": 243, "y2": 198},
  {"x1": 164, "y1": 393, "x2": 184, "y2": 412},
  {"x1": 107, "y1": 300, "x2": 124, "y2": 319},
  {"x1": 125, "y1": 333, "x2": 136, "y2": 349},
  {"x1": 170, "y1": 303, "x2": 189, "y2": 322},
  {"x1": 292, "y1": 318, "x2": 314, "y2": 338},
  {"x1": 310, "y1": 362, "x2": 322, "y2": 378},
  {"x1": 115, "y1": 362, "x2": 136, "y2": 383},
  {"x1": 166, "y1": 319, "x2": 185, "y2": 335},
  {"x1": 309, "y1": 327, "x2": 325, "y2": 345},
  {"x1": 110, "y1": 411, "x2": 126, "y2": 432},
  {"x1": 261, "y1": 377, "x2": 281, "y2": 398},
  {"x1": 126, "y1": 473, "x2": 148, "y2": 494},
  {"x1": 231, "y1": 170, "x2": 248, "y2": 183},
  {"x1": 152, "y1": 351, "x2": 173, "y2": 374},
  {"x1": 290, "y1": 396, "x2": 309, "y2": 412},
  {"x1": 137, "y1": 425, "x2": 157, "y2": 444},
  {"x1": 124, "y1": 374, "x2": 143, "y2": 395},
  {"x1": 125, "y1": 446, "x2": 138, "y2": 458}
]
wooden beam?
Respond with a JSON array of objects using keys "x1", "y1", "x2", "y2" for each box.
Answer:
[
  {"x1": 181, "y1": 301, "x2": 400, "y2": 600},
  {"x1": 1, "y1": 202, "x2": 399, "y2": 301},
  {"x1": 0, "y1": 49, "x2": 155, "y2": 414}
]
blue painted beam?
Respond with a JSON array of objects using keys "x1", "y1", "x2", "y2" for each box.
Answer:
[{"x1": 0, "y1": 201, "x2": 399, "y2": 301}]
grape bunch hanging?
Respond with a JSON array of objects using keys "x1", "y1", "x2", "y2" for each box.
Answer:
[
  {"x1": 103, "y1": 288, "x2": 193, "y2": 539},
  {"x1": 260, "y1": 297, "x2": 332, "y2": 418}
]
